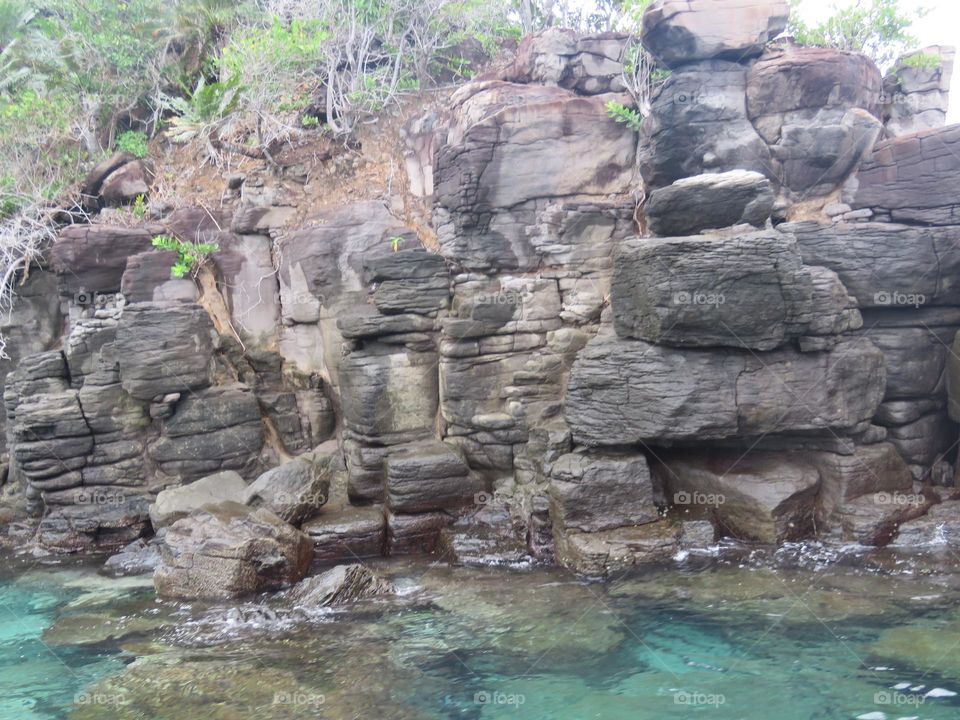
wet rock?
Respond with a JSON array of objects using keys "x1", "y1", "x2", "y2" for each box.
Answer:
[
  {"x1": 548, "y1": 452, "x2": 658, "y2": 533},
  {"x1": 644, "y1": 170, "x2": 774, "y2": 235},
  {"x1": 655, "y1": 451, "x2": 820, "y2": 543},
  {"x1": 811, "y1": 443, "x2": 913, "y2": 524},
  {"x1": 852, "y1": 124, "x2": 960, "y2": 225},
  {"x1": 385, "y1": 440, "x2": 481, "y2": 513},
  {"x1": 640, "y1": 0, "x2": 789, "y2": 68},
  {"x1": 102, "y1": 537, "x2": 164, "y2": 577},
  {"x1": 837, "y1": 490, "x2": 934, "y2": 545},
  {"x1": 554, "y1": 520, "x2": 683, "y2": 576},
  {"x1": 243, "y1": 441, "x2": 342, "y2": 524},
  {"x1": 437, "y1": 505, "x2": 530, "y2": 566},
  {"x1": 154, "y1": 502, "x2": 313, "y2": 599},
  {"x1": 386, "y1": 509, "x2": 453, "y2": 555},
  {"x1": 566, "y1": 334, "x2": 885, "y2": 445},
  {"x1": 302, "y1": 503, "x2": 385, "y2": 562},
  {"x1": 286, "y1": 564, "x2": 394, "y2": 607},
  {"x1": 149, "y1": 470, "x2": 248, "y2": 529},
  {"x1": 891, "y1": 500, "x2": 960, "y2": 547},
  {"x1": 611, "y1": 229, "x2": 859, "y2": 349}
]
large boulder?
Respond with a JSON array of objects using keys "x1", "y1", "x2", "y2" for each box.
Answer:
[
  {"x1": 548, "y1": 452, "x2": 659, "y2": 533},
  {"x1": 644, "y1": 170, "x2": 774, "y2": 235},
  {"x1": 433, "y1": 81, "x2": 635, "y2": 271},
  {"x1": 639, "y1": 60, "x2": 772, "y2": 188},
  {"x1": 852, "y1": 125, "x2": 960, "y2": 225},
  {"x1": 52, "y1": 224, "x2": 159, "y2": 297},
  {"x1": 611, "y1": 229, "x2": 860, "y2": 349},
  {"x1": 362, "y1": 249, "x2": 450, "y2": 316},
  {"x1": 566, "y1": 334, "x2": 885, "y2": 445},
  {"x1": 148, "y1": 470, "x2": 248, "y2": 529},
  {"x1": 809, "y1": 443, "x2": 913, "y2": 524},
  {"x1": 154, "y1": 503, "x2": 313, "y2": 599},
  {"x1": 243, "y1": 441, "x2": 342, "y2": 525},
  {"x1": 302, "y1": 503, "x2": 385, "y2": 562},
  {"x1": 656, "y1": 451, "x2": 820, "y2": 543},
  {"x1": 641, "y1": 0, "x2": 789, "y2": 68}
]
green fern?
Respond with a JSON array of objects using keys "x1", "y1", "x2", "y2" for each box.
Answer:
[
  {"x1": 151, "y1": 234, "x2": 219, "y2": 278},
  {"x1": 605, "y1": 100, "x2": 643, "y2": 132}
]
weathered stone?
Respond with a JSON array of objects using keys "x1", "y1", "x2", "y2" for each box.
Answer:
[
  {"x1": 645, "y1": 170, "x2": 774, "y2": 235},
  {"x1": 52, "y1": 225, "x2": 159, "y2": 297},
  {"x1": 639, "y1": 60, "x2": 772, "y2": 188},
  {"x1": 437, "y1": 505, "x2": 530, "y2": 566},
  {"x1": 554, "y1": 520, "x2": 683, "y2": 577},
  {"x1": 363, "y1": 249, "x2": 450, "y2": 315},
  {"x1": 810, "y1": 443, "x2": 913, "y2": 523},
  {"x1": 611, "y1": 229, "x2": 858, "y2": 349},
  {"x1": 434, "y1": 81, "x2": 635, "y2": 271},
  {"x1": 115, "y1": 302, "x2": 215, "y2": 401},
  {"x1": 211, "y1": 234, "x2": 280, "y2": 349},
  {"x1": 154, "y1": 502, "x2": 313, "y2": 599},
  {"x1": 566, "y1": 334, "x2": 885, "y2": 445},
  {"x1": 339, "y1": 348, "x2": 439, "y2": 441},
  {"x1": 548, "y1": 452, "x2": 658, "y2": 533},
  {"x1": 385, "y1": 440, "x2": 481, "y2": 513},
  {"x1": 891, "y1": 500, "x2": 960, "y2": 547},
  {"x1": 852, "y1": 125, "x2": 960, "y2": 225},
  {"x1": 102, "y1": 537, "x2": 164, "y2": 577},
  {"x1": 836, "y1": 490, "x2": 932, "y2": 545},
  {"x1": 885, "y1": 410, "x2": 956, "y2": 469},
  {"x1": 337, "y1": 312, "x2": 435, "y2": 340},
  {"x1": 385, "y1": 509, "x2": 453, "y2": 555},
  {"x1": 120, "y1": 251, "x2": 197, "y2": 303},
  {"x1": 655, "y1": 451, "x2": 820, "y2": 543},
  {"x1": 883, "y1": 45, "x2": 955, "y2": 136},
  {"x1": 149, "y1": 470, "x2": 248, "y2": 529},
  {"x1": 788, "y1": 221, "x2": 960, "y2": 307},
  {"x1": 641, "y1": 0, "x2": 789, "y2": 68},
  {"x1": 286, "y1": 564, "x2": 394, "y2": 607},
  {"x1": 100, "y1": 160, "x2": 150, "y2": 206},
  {"x1": 864, "y1": 327, "x2": 951, "y2": 400},
  {"x1": 148, "y1": 384, "x2": 264, "y2": 481},
  {"x1": 302, "y1": 503, "x2": 385, "y2": 561},
  {"x1": 243, "y1": 441, "x2": 341, "y2": 524},
  {"x1": 500, "y1": 28, "x2": 628, "y2": 95}
]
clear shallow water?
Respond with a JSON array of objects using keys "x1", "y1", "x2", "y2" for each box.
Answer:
[{"x1": 6, "y1": 547, "x2": 960, "y2": 720}]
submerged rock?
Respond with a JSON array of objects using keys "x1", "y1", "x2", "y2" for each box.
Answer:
[{"x1": 286, "y1": 564, "x2": 395, "y2": 607}]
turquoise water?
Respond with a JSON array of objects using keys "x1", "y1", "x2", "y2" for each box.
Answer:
[{"x1": 5, "y1": 548, "x2": 960, "y2": 719}]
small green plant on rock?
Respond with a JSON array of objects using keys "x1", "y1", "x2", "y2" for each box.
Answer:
[
  {"x1": 115, "y1": 130, "x2": 149, "y2": 158},
  {"x1": 151, "y1": 234, "x2": 219, "y2": 278},
  {"x1": 605, "y1": 100, "x2": 643, "y2": 132},
  {"x1": 131, "y1": 193, "x2": 147, "y2": 218}
]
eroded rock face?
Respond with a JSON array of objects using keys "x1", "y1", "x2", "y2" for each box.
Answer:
[
  {"x1": 434, "y1": 81, "x2": 635, "y2": 271},
  {"x1": 243, "y1": 441, "x2": 341, "y2": 525},
  {"x1": 852, "y1": 125, "x2": 960, "y2": 225},
  {"x1": 641, "y1": 0, "x2": 789, "y2": 68},
  {"x1": 611, "y1": 228, "x2": 860, "y2": 349},
  {"x1": 149, "y1": 470, "x2": 248, "y2": 529},
  {"x1": 154, "y1": 503, "x2": 313, "y2": 599},
  {"x1": 385, "y1": 440, "x2": 482, "y2": 513},
  {"x1": 566, "y1": 334, "x2": 885, "y2": 445},
  {"x1": 548, "y1": 452, "x2": 659, "y2": 533},
  {"x1": 883, "y1": 45, "x2": 955, "y2": 136}
]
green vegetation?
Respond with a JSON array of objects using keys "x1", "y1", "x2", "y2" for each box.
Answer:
[
  {"x1": 151, "y1": 235, "x2": 220, "y2": 279},
  {"x1": 787, "y1": 0, "x2": 928, "y2": 68},
  {"x1": 116, "y1": 131, "x2": 149, "y2": 159},
  {"x1": 898, "y1": 51, "x2": 942, "y2": 72},
  {"x1": 605, "y1": 100, "x2": 643, "y2": 131}
]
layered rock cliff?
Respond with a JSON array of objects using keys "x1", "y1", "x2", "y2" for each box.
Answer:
[{"x1": 1, "y1": 0, "x2": 958, "y2": 588}]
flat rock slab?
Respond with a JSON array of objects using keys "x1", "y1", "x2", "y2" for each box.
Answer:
[
  {"x1": 286, "y1": 564, "x2": 394, "y2": 607},
  {"x1": 385, "y1": 440, "x2": 483, "y2": 513},
  {"x1": 566, "y1": 335, "x2": 885, "y2": 445},
  {"x1": 302, "y1": 503, "x2": 386, "y2": 562},
  {"x1": 149, "y1": 470, "x2": 248, "y2": 529},
  {"x1": 645, "y1": 170, "x2": 774, "y2": 236}
]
